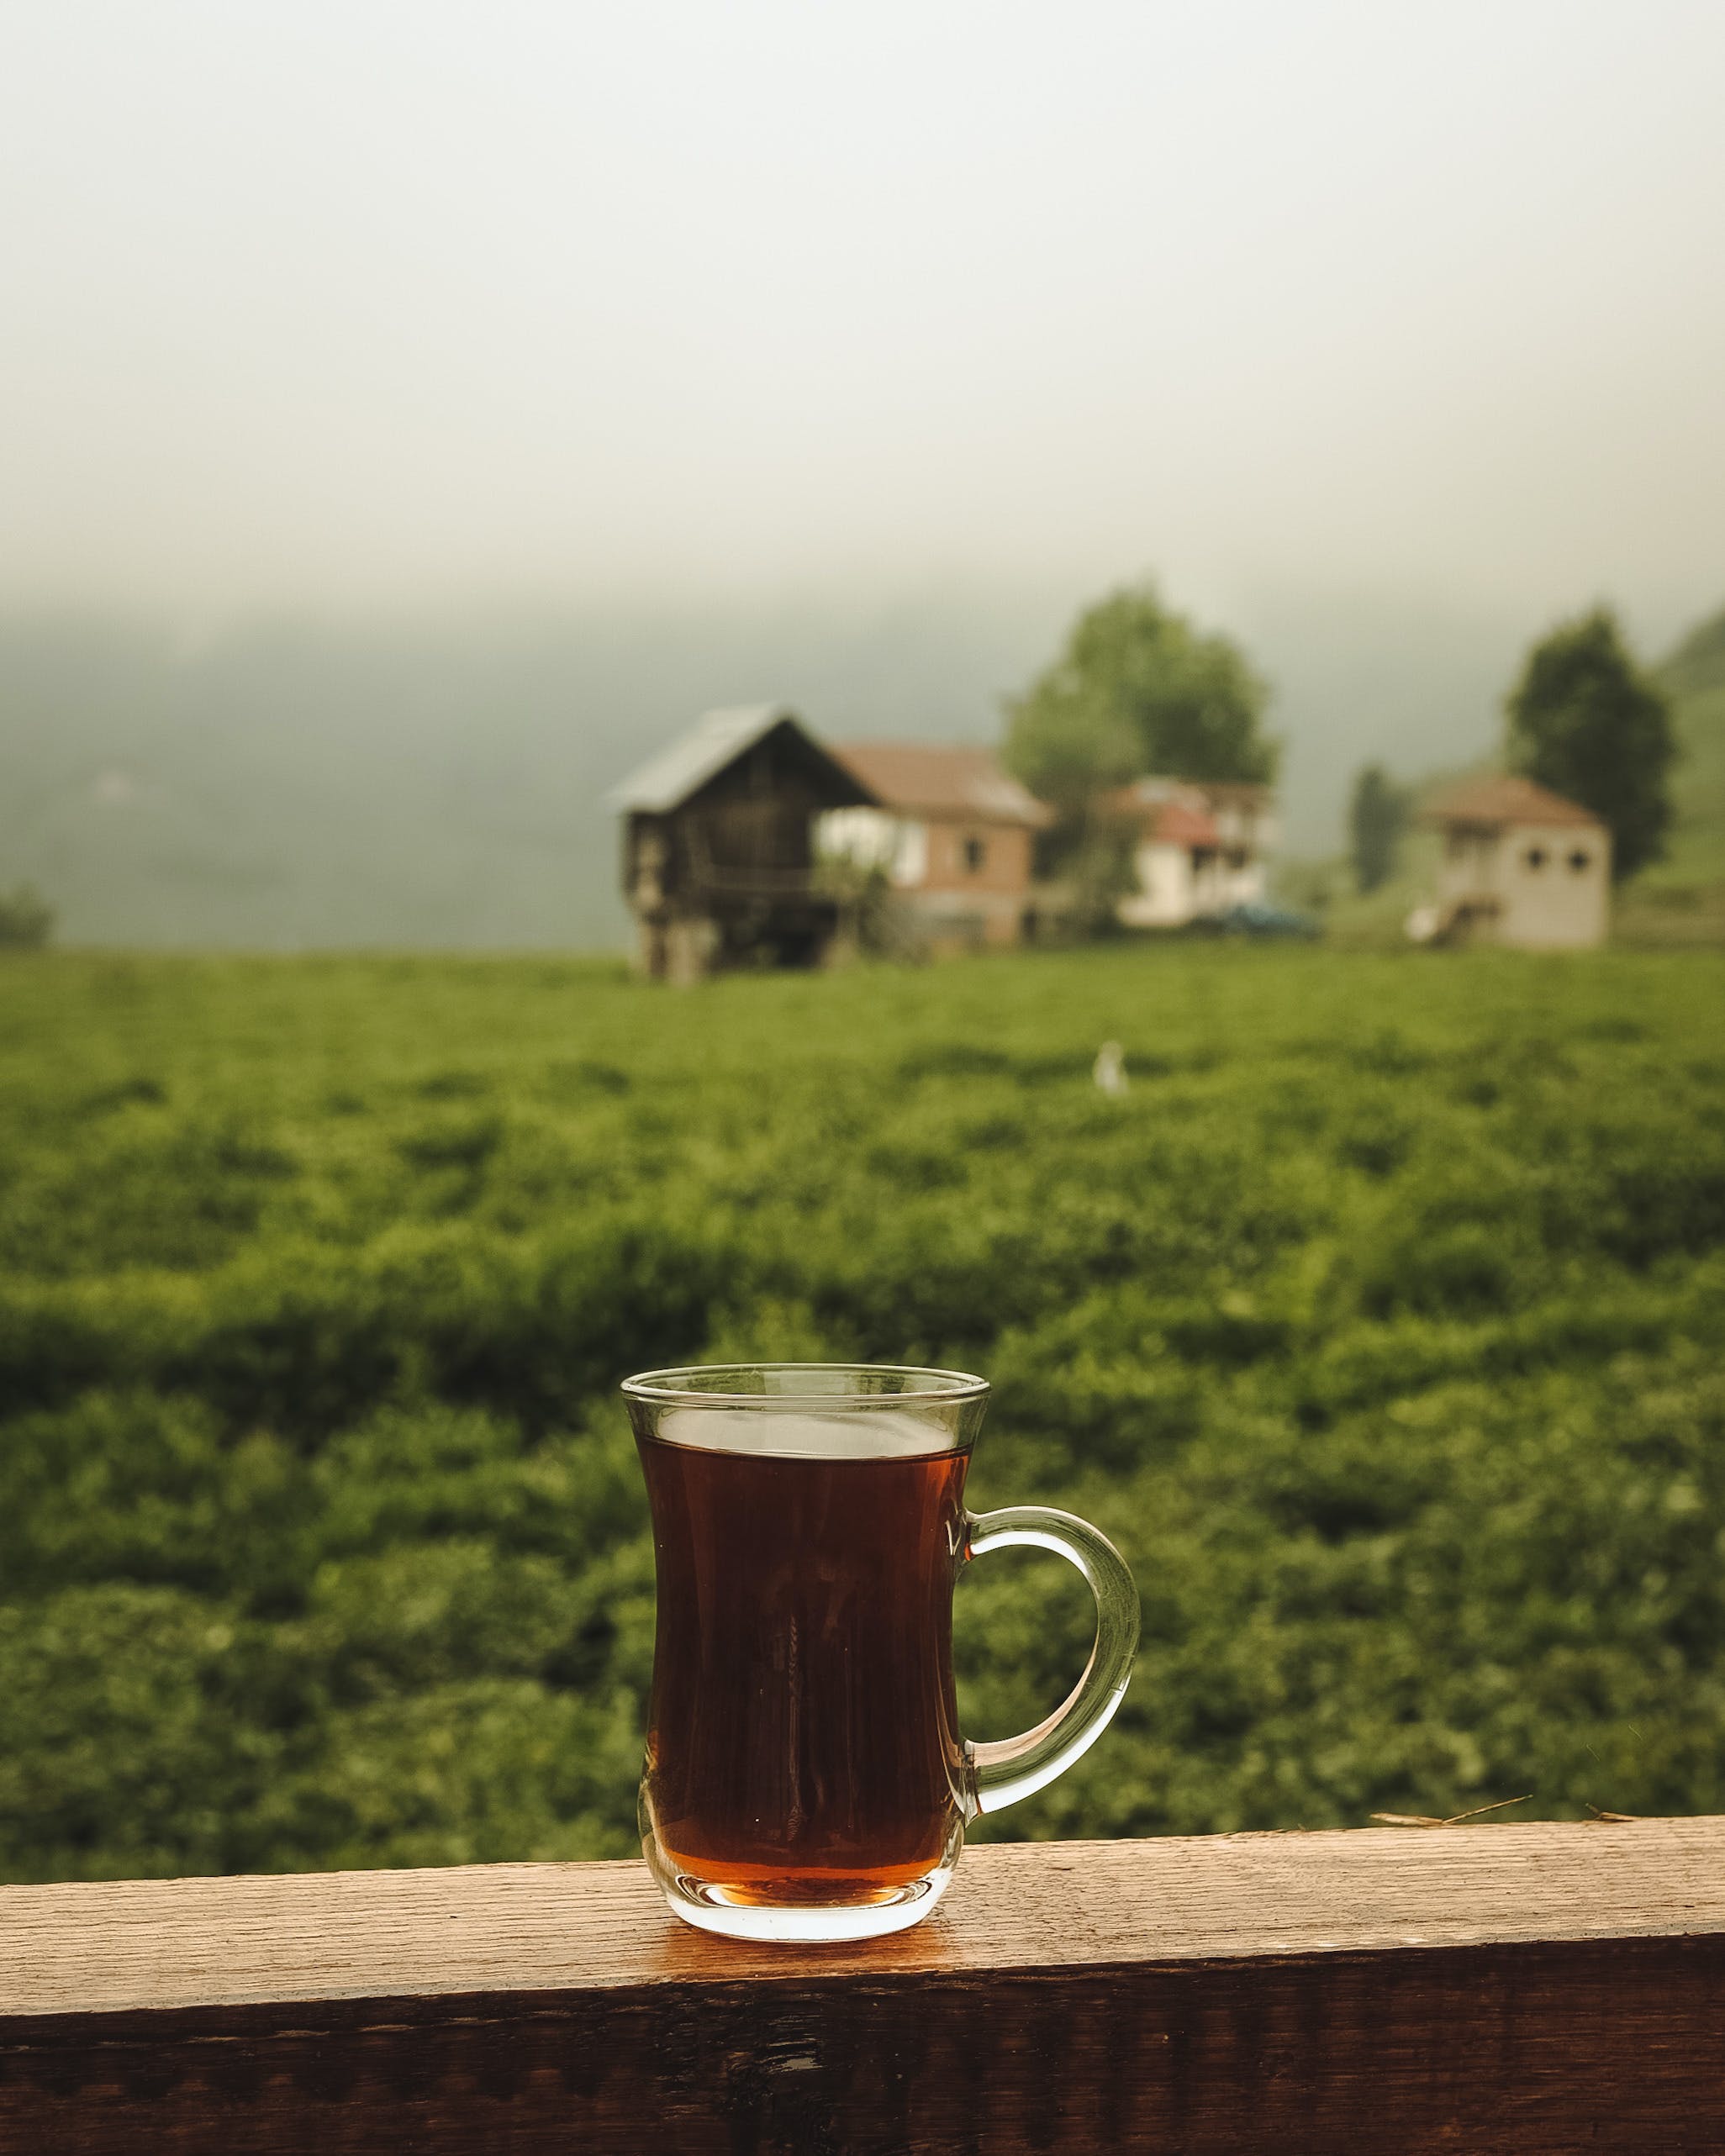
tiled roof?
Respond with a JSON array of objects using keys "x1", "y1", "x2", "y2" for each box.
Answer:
[
  {"x1": 833, "y1": 743, "x2": 1052, "y2": 826},
  {"x1": 1147, "y1": 801, "x2": 1221, "y2": 848},
  {"x1": 1423, "y1": 775, "x2": 1602, "y2": 830},
  {"x1": 1099, "y1": 778, "x2": 1226, "y2": 848}
]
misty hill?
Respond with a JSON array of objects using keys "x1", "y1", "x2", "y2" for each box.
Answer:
[
  {"x1": 0, "y1": 604, "x2": 1060, "y2": 950},
  {"x1": 0, "y1": 592, "x2": 1550, "y2": 949},
  {"x1": 1655, "y1": 606, "x2": 1725, "y2": 885},
  {"x1": 1604, "y1": 603, "x2": 1725, "y2": 946}
]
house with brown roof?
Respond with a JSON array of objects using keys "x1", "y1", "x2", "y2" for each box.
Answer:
[
  {"x1": 1102, "y1": 778, "x2": 1278, "y2": 928},
  {"x1": 1412, "y1": 775, "x2": 1610, "y2": 949},
  {"x1": 820, "y1": 744, "x2": 1052, "y2": 949}
]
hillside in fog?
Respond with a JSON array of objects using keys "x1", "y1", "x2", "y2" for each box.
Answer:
[
  {"x1": 0, "y1": 601, "x2": 1052, "y2": 949},
  {"x1": 0, "y1": 588, "x2": 1645, "y2": 949},
  {"x1": 1654, "y1": 607, "x2": 1725, "y2": 887}
]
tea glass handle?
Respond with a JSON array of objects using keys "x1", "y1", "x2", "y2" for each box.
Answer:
[{"x1": 961, "y1": 1505, "x2": 1141, "y2": 1816}]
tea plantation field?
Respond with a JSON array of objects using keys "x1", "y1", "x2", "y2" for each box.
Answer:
[{"x1": 2, "y1": 944, "x2": 1723, "y2": 1882}]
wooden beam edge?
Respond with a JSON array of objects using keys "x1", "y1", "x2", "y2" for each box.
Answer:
[{"x1": 4, "y1": 1817, "x2": 1724, "y2": 2026}]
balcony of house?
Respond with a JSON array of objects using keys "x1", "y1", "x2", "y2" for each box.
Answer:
[{"x1": 677, "y1": 804, "x2": 825, "y2": 899}]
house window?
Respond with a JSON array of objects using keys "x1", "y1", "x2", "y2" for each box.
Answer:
[
  {"x1": 962, "y1": 836, "x2": 987, "y2": 872},
  {"x1": 1525, "y1": 846, "x2": 1548, "y2": 870},
  {"x1": 1568, "y1": 849, "x2": 1590, "y2": 872}
]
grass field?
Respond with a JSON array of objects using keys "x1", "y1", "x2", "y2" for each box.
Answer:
[{"x1": 3, "y1": 943, "x2": 1723, "y2": 1883}]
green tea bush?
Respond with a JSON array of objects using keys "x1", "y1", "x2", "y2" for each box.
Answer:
[{"x1": 0, "y1": 945, "x2": 1722, "y2": 1881}]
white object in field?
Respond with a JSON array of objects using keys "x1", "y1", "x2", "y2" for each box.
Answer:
[
  {"x1": 1405, "y1": 904, "x2": 1440, "y2": 944},
  {"x1": 1093, "y1": 1041, "x2": 1128, "y2": 1096}
]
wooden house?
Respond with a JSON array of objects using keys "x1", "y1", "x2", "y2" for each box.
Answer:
[
  {"x1": 820, "y1": 744, "x2": 1052, "y2": 950},
  {"x1": 609, "y1": 705, "x2": 880, "y2": 981}
]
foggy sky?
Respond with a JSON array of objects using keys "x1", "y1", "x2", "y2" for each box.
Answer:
[{"x1": 3, "y1": 0, "x2": 1723, "y2": 640}]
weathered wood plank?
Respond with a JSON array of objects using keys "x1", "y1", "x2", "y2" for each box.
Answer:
[{"x1": 3, "y1": 1819, "x2": 1722, "y2": 2153}]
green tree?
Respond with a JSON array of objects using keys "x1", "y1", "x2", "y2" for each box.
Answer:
[
  {"x1": 1348, "y1": 765, "x2": 1411, "y2": 894},
  {"x1": 0, "y1": 883, "x2": 53, "y2": 949},
  {"x1": 1506, "y1": 609, "x2": 1675, "y2": 882},
  {"x1": 1004, "y1": 583, "x2": 1277, "y2": 816}
]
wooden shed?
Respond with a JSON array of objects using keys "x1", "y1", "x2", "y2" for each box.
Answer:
[{"x1": 609, "y1": 705, "x2": 880, "y2": 981}]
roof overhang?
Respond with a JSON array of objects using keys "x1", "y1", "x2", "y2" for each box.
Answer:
[{"x1": 609, "y1": 706, "x2": 880, "y2": 815}]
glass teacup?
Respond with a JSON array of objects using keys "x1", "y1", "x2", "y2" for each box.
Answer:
[{"x1": 625, "y1": 1363, "x2": 1140, "y2": 1943}]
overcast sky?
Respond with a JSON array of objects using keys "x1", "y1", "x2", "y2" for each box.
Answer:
[{"x1": 3, "y1": 0, "x2": 1722, "y2": 640}]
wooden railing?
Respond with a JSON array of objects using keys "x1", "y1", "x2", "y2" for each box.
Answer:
[{"x1": 3, "y1": 1817, "x2": 1723, "y2": 2153}]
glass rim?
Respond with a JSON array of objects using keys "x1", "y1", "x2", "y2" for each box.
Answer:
[{"x1": 620, "y1": 1361, "x2": 989, "y2": 1410}]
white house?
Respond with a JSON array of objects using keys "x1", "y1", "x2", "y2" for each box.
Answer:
[
  {"x1": 1103, "y1": 778, "x2": 1277, "y2": 929},
  {"x1": 1412, "y1": 776, "x2": 1610, "y2": 950}
]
